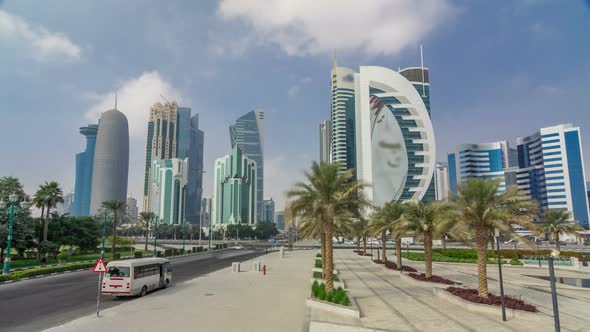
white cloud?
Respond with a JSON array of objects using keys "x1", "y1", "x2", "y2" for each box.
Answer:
[
  {"x1": 85, "y1": 71, "x2": 185, "y2": 202},
  {"x1": 0, "y1": 10, "x2": 81, "y2": 61},
  {"x1": 85, "y1": 71, "x2": 184, "y2": 138},
  {"x1": 218, "y1": 0, "x2": 456, "y2": 56}
]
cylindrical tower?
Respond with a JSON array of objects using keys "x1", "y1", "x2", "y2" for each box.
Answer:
[{"x1": 89, "y1": 109, "x2": 129, "y2": 215}]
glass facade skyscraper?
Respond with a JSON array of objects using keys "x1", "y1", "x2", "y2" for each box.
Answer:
[
  {"x1": 149, "y1": 158, "x2": 188, "y2": 225},
  {"x1": 448, "y1": 141, "x2": 509, "y2": 194},
  {"x1": 262, "y1": 198, "x2": 275, "y2": 223},
  {"x1": 73, "y1": 123, "x2": 98, "y2": 216},
  {"x1": 230, "y1": 108, "x2": 264, "y2": 222},
  {"x1": 515, "y1": 124, "x2": 589, "y2": 229},
  {"x1": 330, "y1": 66, "x2": 356, "y2": 174},
  {"x1": 187, "y1": 114, "x2": 204, "y2": 225},
  {"x1": 319, "y1": 120, "x2": 331, "y2": 163}
]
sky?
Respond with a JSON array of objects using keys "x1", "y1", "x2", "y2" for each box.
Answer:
[{"x1": 1, "y1": 0, "x2": 589, "y2": 213}]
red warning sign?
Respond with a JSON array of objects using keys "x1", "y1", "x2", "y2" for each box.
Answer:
[{"x1": 92, "y1": 258, "x2": 107, "y2": 273}]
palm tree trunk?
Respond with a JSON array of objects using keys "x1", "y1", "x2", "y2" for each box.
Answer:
[
  {"x1": 321, "y1": 231, "x2": 327, "y2": 279},
  {"x1": 144, "y1": 229, "x2": 149, "y2": 252},
  {"x1": 363, "y1": 236, "x2": 367, "y2": 255},
  {"x1": 111, "y1": 213, "x2": 117, "y2": 256},
  {"x1": 555, "y1": 232, "x2": 560, "y2": 251},
  {"x1": 356, "y1": 236, "x2": 360, "y2": 252},
  {"x1": 43, "y1": 204, "x2": 51, "y2": 242},
  {"x1": 442, "y1": 234, "x2": 447, "y2": 250},
  {"x1": 395, "y1": 236, "x2": 402, "y2": 268},
  {"x1": 424, "y1": 233, "x2": 433, "y2": 279},
  {"x1": 475, "y1": 226, "x2": 489, "y2": 298},
  {"x1": 381, "y1": 231, "x2": 387, "y2": 261},
  {"x1": 324, "y1": 223, "x2": 335, "y2": 293}
]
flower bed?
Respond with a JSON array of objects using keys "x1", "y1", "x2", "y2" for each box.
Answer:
[
  {"x1": 383, "y1": 260, "x2": 417, "y2": 272},
  {"x1": 444, "y1": 287, "x2": 537, "y2": 312},
  {"x1": 313, "y1": 271, "x2": 340, "y2": 281},
  {"x1": 311, "y1": 281, "x2": 350, "y2": 306},
  {"x1": 407, "y1": 273, "x2": 458, "y2": 285}
]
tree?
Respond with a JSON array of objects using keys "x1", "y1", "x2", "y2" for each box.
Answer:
[
  {"x1": 287, "y1": 162, "x2": 369, "y2": 292},
  {"x1": 34, "y1": 181, "x2": 64, "y2": 242},
  {"x1": 0, "y1": 177, "x2": 27, "y2": 203},
  {"x1": 138, "y1": 212, "x2": 156, "y2": 251},
  {"x1": 399, "y1": 200, "x2": 453, "y2": 278},
  {"x1": 0, "y1": 208, "x2": 35, "y2": 262},
  {"x1": 254, "y1": 222, "x2": 279, "y2": 240},
  {"x1": 370, "y1": 202, "x2": 405, "y2": 263},
  {"x1": 539, "y1": 210, "x2": 584, "y2": 251},
  {"x1": 449, "y1": 178, "x2": 538, "y2": 298},
  {"x1": 102, "y1": 200, "x2": 126, "y2": 255}
]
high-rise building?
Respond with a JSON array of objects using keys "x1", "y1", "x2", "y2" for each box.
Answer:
[
  {"x1": 126, "y1": 197, "x2": 138, "y2": 224},
  {"x1": 353, "y1": 65, "x2": 435, "y2": 208},
  {"x1": 515, "y1": 124, "x2": 589, "y2": 229},
  {"x1": 186, "y1": 114, "x2": 204, "y2": 225},
  {"x1": 262, "y1": 198, "x2": 275, "y2": 223},
  {"x1": 89, "y1": 109, "x2": 129, "y2": 215},
  {"x1": 448, "y1": 141, "x2": 509, "y2": 194},
  {"x1": 435, "y1": 162, "x2": 450, "y2": 201},
  {"x1": 143, "y1": 101, "x2": 181, "y2": 212},
  {"x1": 73, "y1": 124, "x2": 98, "y2": 216},
  {"x1": 212, "y1": 145, "x2": 257, "y2": 227},
  {"x1": 275, "y1": 211, "x2": 285, "y2": 231},
  {"x1": 508, "y1": 147, "x2": 519, "y2": 168},
  {"x1": 149, "y1": 158, "x2": 188, "y2": 224},
  {"x1": 56, "y1": 193, "x2": 74, "y2": 215},
  {"x1": 319, "y1": 120, "x2": 331, "y2": 163},
  {"x1": 200, "y1": 196, "x2": 212, "y2": 228},
  {"x1": 230, "y1": 108, "x2": 264, "y2": 222},
  {"x1": 330, "y1": 64, "x2": 357, "y2": 174}
]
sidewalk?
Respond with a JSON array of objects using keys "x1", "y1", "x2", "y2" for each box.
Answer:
[
  {"x1": 45, "y1": 249, "x2": 315, "y2": 332},
  {"x1": 310, "y1": 250, "x2": 572, "y2": 332}
]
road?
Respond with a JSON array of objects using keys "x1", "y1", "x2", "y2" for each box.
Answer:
[{"x1": 0, "y1": 248, "x2": 265, "y2": 332}]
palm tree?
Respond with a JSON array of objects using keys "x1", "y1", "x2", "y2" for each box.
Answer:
[
  {"x1": 287, "y1": 162, "x2": 369, "y2": 292},
  {"x1": 539, "y1": 210, "x2": 584, "y2": 251},
  {"x1": 138, "y1": 211, "x2": 157, "y2": 251},
  {"x1": 371, "y1": 202, "x2": 405, "y2": 264},
  {"x1": 34, "y1": 181, "x2": 64, "y2": 242},
  {"x1": 369, "y1": 212, "x2": 388, "y2": 261},
  {"x1": 102, "y1": 200, "x2": 126, "y2": 256},
  {"x1": 351, "y1": 217, "x2": 368, "y2": 254},
  {"x1": 450, "y1": 178, "x2": 538, "y2": 298},
  {"x1": 399, "y1": 200, "x2": 452, "y2": 278}
]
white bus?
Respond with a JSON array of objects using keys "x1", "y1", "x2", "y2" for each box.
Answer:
[{"x1": 102, "y1": 257, "x2": 172, "y2": 297}]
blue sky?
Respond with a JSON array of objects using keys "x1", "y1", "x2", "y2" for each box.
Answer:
[{"x1": 1, "y1": 0, "x2": 589, "y2": 211}]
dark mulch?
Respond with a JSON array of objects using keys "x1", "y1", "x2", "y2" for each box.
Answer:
[
  {"x1": 407, "y1": 273, "x2": 459, "y2": 285},
  {"x1": 373, "y1": 259, "x2": 385, "y2": 264},
  {"x1": 383, "y1": 260, "x2": 418, "y2": 272},
  {"x1": 356, "y1": 251, "x2": 372, "y2": 257},
  {"x1": 445, "y1": 287, "x2": 537, "y2": 312}
]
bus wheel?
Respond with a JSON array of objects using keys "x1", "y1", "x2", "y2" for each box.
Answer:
[
  {"x1": 164, "y1": 279, "x2": 170, "y2": 288},
  {"x1": 140, "y1": 286, "x2": 148, "y2": 297}
]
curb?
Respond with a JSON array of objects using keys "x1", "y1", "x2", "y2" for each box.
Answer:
[
  {"x1": 0, "y1": 267, "x2": 93, "y2": 285},
  {"x1": 306, "y1": 294, "x2": 361, "y2": 319}
]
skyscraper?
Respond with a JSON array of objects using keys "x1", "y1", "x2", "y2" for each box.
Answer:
[
  {"x1": 200, "y1": 196, "x2": 212, "y2": 228},
  {"x1": 212, "y1": 145, "x2": 257, "y2": 227},
  {"x1": 515, "y1": 124, "x2": 589, "y2": 229},
  {"x1": 56, "y1": 193, "x2": 74, "y2": 215},
  {"x1": 230, "y1": 108, "x2": 263, "y2": 222},
  {"x1": 275, "y1": 211, "x2": 285, "y2": 231},
  {"x1": 186, "y1": 114, "x2": 204, "y2": 225},
  {"x1": 319, "y1": 120, "x2": 331, "y2": 163},
  {"x1": 143, "y1": 101, "x2": 181, "y2": 212},
  {"x1": 149, "y1": 158, "x2": 188, "y2": 225},
  {"x1": 89, "y1": 109, "x2": 129, "y2": 215},
  {"x1": 354, "y1": 65, "x2": 435, "y2": 208},
  {"x1": 126, "y1": 197, "x2": 138, "y2": 224},
  {"x1": 72, "y1": 123, "x2": 98, "y2": 216},
  {"x1": 262, "y1": 198, "x2": 275, "y2": 223},
  {"x1": 330, "y1": 64, "x2": 356, "y2": 174},
  {"x1": 435, "y1": 162, "x2": 450, "y2": 201},
  {"x1": 448, "y1": 141, "x2": 509, "y2": 194}
]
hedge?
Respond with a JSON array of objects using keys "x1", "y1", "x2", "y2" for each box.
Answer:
[{"x1": 0, "y1": 262, "x2": 95, "y2": 282}]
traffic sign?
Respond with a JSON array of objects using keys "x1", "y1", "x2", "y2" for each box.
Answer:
[{"x1": 92, "y1": 258, "x2": 107, "y2": 273}]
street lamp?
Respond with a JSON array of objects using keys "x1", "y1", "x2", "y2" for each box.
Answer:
[
  {"x1": 0, "y1": 193, "x2": 31, "y2": 274},
  {"x1": 548, "y1": 250, "x2": 561, "y2": 332},
  {"x1": 153, "y1": 218, "x2": 160, "y2": 257},
  {"x1": 182, "y1": 218, "x2": 186, "y2": 254},
  {"x1": 495, "y1": 229, "x2": 507, "y2": 321}
]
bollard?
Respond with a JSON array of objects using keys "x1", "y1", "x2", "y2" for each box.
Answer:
[
  {"x1": 280, "y1": 246, "x2": 284, "y2": 258},
  {"x1": 232, "y1": 262, "x2": 241, "y2": 273}
]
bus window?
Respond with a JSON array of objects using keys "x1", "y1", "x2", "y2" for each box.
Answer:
[
  {"x1": 164, "y1": 262, "x2": 172, "y2": 273},
  {"x1": 107, "y1": 266, "x2": 130, "y2": 278}
]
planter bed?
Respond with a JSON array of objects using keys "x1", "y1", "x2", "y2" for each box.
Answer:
[
  {"x1": 436, "y1": 287, "x2": 537, "y2": 317},
  {"x1": 383, "y1": 260, "x2": 417, "y2": 272},
  {"x1": 307, "y1": 281, "x2": 359, "y2": 319},
  {"x1": 407, "y1": 273, "x2": 459, "y2": 285}
]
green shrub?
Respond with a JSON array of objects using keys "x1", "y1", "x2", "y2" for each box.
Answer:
[
  {"x1": 57, "y1": 252, "x2": 71, "y2": 263},
  {"x1": 316, "y1": 253, "x2": 322, "y2": 258},
  {"x1": 510, "y1": 258, "x2": 524, "y2": 266},
  {"x1": 0, "y1": 262, "x2": 95, "y2": 282},
  {"x1": 317, "y1": 284, "x2": 326, "y2": 301},
  {"x1": 134, "y1": 251, "x2": 143, "y2": 258},
  {"x1": 113, "y1": 253, "x2": 121, "y2": 260},
  {"x1": 164, "y1": 249, "x2": 173, "y2": 256},
  {"x1": 312, "y1": 280, "x2": 319, "y2": 297},
  {"x1": 325, "y1": 292, "x2": 333, "y2": 302},
  {"x1": 157, "y1": 251, "x2": 163, "y2": 257},
  {"x1": 192, "y1": 247, "x2": 197, "y2": 253},
  {"x1": 314, "y1": 260, "x2": 322, "y2": 268}
]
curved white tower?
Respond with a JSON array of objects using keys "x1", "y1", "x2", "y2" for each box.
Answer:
[
  {"x1": 355, "y1": 66, "x2": 435, "y2": 208},
  {"x1": 89, "y1": 109, "x2": 129, "y2": 215}
]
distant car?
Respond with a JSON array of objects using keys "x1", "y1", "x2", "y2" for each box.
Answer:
[
  {"x1": 385, "y1": 240, "x2": 395, "y2": 245},
  {"x1": 232, "y1": 245, "x2": 244, "y2": 250},
  {"x1": 559, "y1": 241, "x2": 567, "y2": 246}
]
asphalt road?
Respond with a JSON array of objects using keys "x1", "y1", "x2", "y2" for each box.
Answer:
[{"x1": 0, "y1": 248, "x2": 265, "y2": 332}]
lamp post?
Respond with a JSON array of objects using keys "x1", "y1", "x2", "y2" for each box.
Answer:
[
  {"x1": 153, "y1": 219, "x2": 160, "y2": 257},
  {"x1": 101, "y1": 211, "x2": 107, "y2": 260},
  {"x1": 0, "y1": 194, "x2": 31, "y2": 274},
  {"x1": 548, "y1": 250, "x2": 561, "y2": 332},
  {"x1": 495, "y1": 229, "x2": 507, "y2": 322},
  {"x1": 182, "y1": 218, "x2": 186, "y2": 254},
  {"x1": 537, "y1": 242, "x2": 542, "y2": 267}
]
